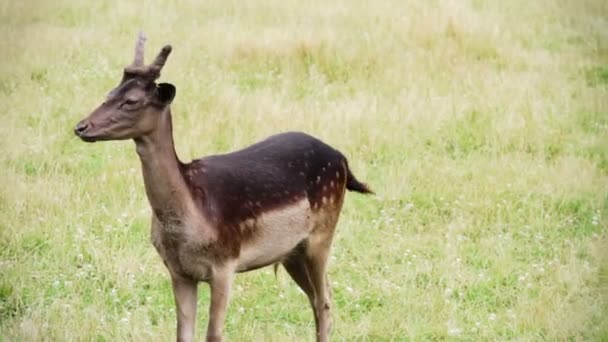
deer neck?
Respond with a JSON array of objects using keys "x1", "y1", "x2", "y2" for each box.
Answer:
[{"x1": 134, "y1": 108, "x2": 192, "y2": 222}]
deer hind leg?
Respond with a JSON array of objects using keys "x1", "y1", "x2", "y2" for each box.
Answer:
[
  {"x1": 305, "y1": 218, "x2": 339, "y2": 342},
  {"x1": 282, "y1": 244, "x2": 319, "y2": 329},
  {"x1": 305, "y1": 240, "x2": 333, "y2": 342}
]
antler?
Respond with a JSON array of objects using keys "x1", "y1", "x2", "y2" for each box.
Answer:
[
  {"x1": 150, "y1": 45, "x2": 172, "y2": 73},
  {"x1": 123, "y1": 32, "x2": 172, "y2": 81},
  {"x1": 132, "y1": 31, "x2": 146, "y2": 66}
]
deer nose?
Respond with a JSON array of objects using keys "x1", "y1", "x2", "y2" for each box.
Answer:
[{"x1": 74, "y1": 121, "x2": 89, "y2": 136}]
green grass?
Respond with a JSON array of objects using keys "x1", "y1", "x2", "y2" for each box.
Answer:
[{"x1": 1, "y1": 0, "x2": 607, "y2": 340}]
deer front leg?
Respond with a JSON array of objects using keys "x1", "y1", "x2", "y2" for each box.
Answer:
[
  {"x1": 171, "y1": 276, "x2": 199, "y2": 342},
  {"x1": 206, "y1": 266, "x2": 235, "y2": 342}
]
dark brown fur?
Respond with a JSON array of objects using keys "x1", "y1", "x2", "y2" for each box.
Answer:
[{"x1": 179, "y1": 131, "x2": 369, "y2": 260}]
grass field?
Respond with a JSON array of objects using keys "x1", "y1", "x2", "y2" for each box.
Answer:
[{"x1": 1, "y1": 0, "x2": 607, "y2": 340}]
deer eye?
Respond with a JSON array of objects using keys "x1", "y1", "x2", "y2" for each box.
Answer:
[{"x1": 124, "y1": 98, "x2": 139, "y2": 105}]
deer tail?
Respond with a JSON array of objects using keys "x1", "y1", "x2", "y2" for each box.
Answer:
[{"x1": 346, "y1": 163, "x2": 374, "y2": 194}]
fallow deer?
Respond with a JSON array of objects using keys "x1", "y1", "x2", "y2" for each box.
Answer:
[{"x1": 74, "y1": 32, "x2": 373, "y2": 342}]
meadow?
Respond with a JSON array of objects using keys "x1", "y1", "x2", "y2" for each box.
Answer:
[{"x1": 1, "y1": 0, "x2": 607, "y2": 340}]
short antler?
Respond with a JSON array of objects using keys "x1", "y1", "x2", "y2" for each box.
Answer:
[
  {"x1": 132, "y1": 31, "x2": 146, "y2": 66},
  {"x1": 123, "y1": 32, "x2": 171, "y2": 80},
  {"x1": 150, "y1": 45, "x2": 172, "y2": 73}
]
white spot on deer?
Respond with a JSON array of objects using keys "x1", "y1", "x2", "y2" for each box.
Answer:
[
  {"x1": 316, "y1": 176, "x2": 321, "y2": 184},
  {"x1": 330, "y1": 181, "x2": 334, "y2": 188},
  {"x1": 335, "y1": 171, "x2": 340, "y2": 179},
  {"x1": 245, "y1": 218, "x2": 256, "y2": 229},
  {"x1": 322, "y1": 196, "x2": 327, "y2": 205}
]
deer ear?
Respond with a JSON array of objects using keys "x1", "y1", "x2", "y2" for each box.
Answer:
[{"x1": 155, "y1": 83, "x2": 176, "y2": 105}]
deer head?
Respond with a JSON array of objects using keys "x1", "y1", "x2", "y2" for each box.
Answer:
[{"x1": 74, "y1": 32, "x2": 176, "y2": 142}]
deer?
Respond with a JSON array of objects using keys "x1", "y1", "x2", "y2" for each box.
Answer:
[{"x1": 73, "y1": 32, "x2": 373, "y2": 342}]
